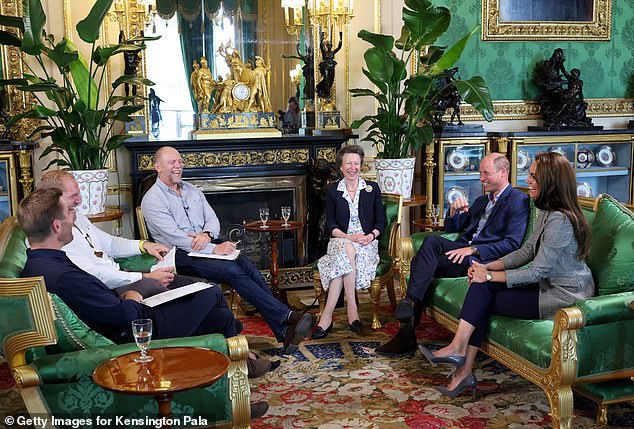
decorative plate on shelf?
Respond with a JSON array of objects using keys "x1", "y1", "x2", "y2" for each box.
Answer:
[
  {"x1": 446, "y1": 149, "x2": 470, "y2": 172},
  {"x1": 576, "y1": 182, "x2": 593, "y2": 198},
  {"x1": 548, "y1": 146, "x2": 567, "y2": 158},
  {"x1": 517, "y1": 149, "x2": 531, "y2": 172},
  {"x1": 576, "y1": 147, "x2": 595, "y2": 169},
  {"x1": 596, "y1": 145, "x2": 616, "y2": 167},
  {"x1": 445, "y1": 186, "x2": 468, "y2": 204}
]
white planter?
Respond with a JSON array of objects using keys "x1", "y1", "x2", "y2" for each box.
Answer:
[
  {"x1": 375, "y1": 157, "x2": 416, "y2": 198},
  {"x1": 69, "y1": 169, "x2": 109, "y2": 215}
]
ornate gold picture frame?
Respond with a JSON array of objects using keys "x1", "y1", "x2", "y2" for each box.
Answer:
[{"x1": 482, "y1": 0, "x2": 611, "y2": 41}]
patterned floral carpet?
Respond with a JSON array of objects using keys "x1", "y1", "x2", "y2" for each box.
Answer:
[
  {"x1": 1, "y1": 303, "x2": 633, "y2": 428},
  {"x1": 241, "y1": 303, "x2": 634, "y2": 429}
]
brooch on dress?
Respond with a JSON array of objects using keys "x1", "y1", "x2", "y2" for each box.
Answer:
[{"x1": 365, "y1": 185, "x2": 373, "y2": 193}]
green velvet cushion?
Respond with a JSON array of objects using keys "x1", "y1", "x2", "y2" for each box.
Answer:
[
  {"x1": 574, "y1": 379, "x2": 634, "y2": 402},
  {"x1": 0, "y1": 224, "x2": 27, "y2": 278},
  {"x1": 375, "y1": 251, "x2": 393, "y2": 277},
  {"x1": 587, "y1": 195, "x2": 634, "y2": 295},
  {"x1": 47, "y1": 293, "x2": 114, "y2": 354},
  {"x1": 575, "y1": 291, "x2": 634, "y2": 325},
  {"x1": 379, "y1": 196, "x2": 399, "y2": 250},
  {"x1": 115, "y1": 253, "x2": 158, "y2": 272}
]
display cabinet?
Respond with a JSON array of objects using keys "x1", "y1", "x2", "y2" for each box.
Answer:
[
  {"x1": 507, "y1": 131, "x2": 634, "y2": 203},
  {"x1": 430, "y1": 134, "x2": 490, "y2": 214},
  {"x1": 0, "y1": 142, "x2": 36, "y2": 223}
]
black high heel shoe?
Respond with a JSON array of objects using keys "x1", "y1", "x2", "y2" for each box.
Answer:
[
  {"x1": 418, "y1": 344, "x2": 466, "y2": 369},
  {"x1": 312, "y1": 324, "x2": 332, "y2": 339},
  {"x1": 435, "y1": 373, "x2": 477, "y2": 400},
  {"x1": 349, "y1": 320, "x2": 363, "y2": 333}
]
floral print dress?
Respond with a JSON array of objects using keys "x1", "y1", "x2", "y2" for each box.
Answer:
[{"x1": 317, "y1": 178, "x2": 380, "y2": 291}]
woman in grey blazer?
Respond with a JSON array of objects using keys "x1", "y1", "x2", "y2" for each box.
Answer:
[{"x1": 420, "y1": 151, "x2": 594, "y2": 399}]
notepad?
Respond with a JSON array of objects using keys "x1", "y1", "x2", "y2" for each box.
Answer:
[
  {"x1": 140, "y1": 281, "x2": 215, "y2": 307},
  {"x1": 187, "y1": 249, "x2": 240, "y2": 261},
  {"x1": 150, "y1": 246, "x2": 176, "y2": 272}
]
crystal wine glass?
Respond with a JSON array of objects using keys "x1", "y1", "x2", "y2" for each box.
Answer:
[
  {"x1": 281, "y1": 206, "x2": 291, "y2": 227},
  {"x1": 132, "y1": 319, "x2": 154, "y2": 363},
  {"x1": 259, "y1": 208, "x2": 270, "y2": 229},
  {"x1": 431, "y1": 204, "x2": 441, "y2": 225}
]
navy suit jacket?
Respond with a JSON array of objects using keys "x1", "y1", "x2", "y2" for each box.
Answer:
[
  {"x1": 325, "y1": 180, "x2": 386, "y2": 238},
  {"x1": 444, "y1": 185, "x2": 530, "y2": 262}
]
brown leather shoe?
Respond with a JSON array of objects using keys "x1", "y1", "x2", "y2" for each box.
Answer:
[
  {"x1": 250, "y1": 401, "x2": 269, "y2": 419},
  {"x1": 247, "y1": 357, "x2": 271, "y2": 379},
  {"x1": 283, "y1": 312, "x2": 312, "y2": 354},
  {"x1": 374, "y1": 323, "x2": 417, "y2": 356}
]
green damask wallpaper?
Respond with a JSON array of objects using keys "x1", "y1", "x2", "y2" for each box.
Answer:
[{"x1": 438, "y1": 0, "x2": 634, "y2": 100}]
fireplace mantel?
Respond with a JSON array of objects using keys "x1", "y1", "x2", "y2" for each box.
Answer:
[{"x1": 123, "y1": 134, "x2": 356, "y2": 262}]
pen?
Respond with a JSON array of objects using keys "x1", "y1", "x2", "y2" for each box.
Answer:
[{"x1": 234, "y1": 240, "x2": 241, "y2": 245}]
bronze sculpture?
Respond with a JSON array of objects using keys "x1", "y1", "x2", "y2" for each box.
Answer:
[
  {"x1": 432, "y1": 68, "x2": 463, "y2": 127},
  {"x1": 533, "y1": 48, "x2": 593, "y2": 128},
  {"x1": 316, "y1": 31, "x2": 342, "y2": 100}
]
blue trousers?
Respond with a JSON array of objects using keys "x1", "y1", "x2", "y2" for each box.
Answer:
[
  {"x1": 407, "y1": 235, "x2": 472, "y2": 323},
  {"x1": 139, "y1": 284, "x2": 237, "y2": 341},
  {"x1": 459, "y1": 281, "x2": 540, "y2": 347},
  {"x1": 175, "y1": 249, "x2": 290, "y2": 341}
]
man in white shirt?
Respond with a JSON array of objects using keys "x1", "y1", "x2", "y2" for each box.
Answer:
[{"x1": 39, "y1": 171, "x2": 183, "y2": 297}]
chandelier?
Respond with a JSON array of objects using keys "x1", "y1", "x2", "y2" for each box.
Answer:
[{"x1": 307, "y1": 0, "x2": 353, "y2": 30}]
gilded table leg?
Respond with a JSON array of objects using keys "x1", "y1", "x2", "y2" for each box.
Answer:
[{"x1": 155, "y1": 393, "x2": 173, "y2": 429}]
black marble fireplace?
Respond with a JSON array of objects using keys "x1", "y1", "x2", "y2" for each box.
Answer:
[{"x1": 123, "y1": 134, "x2": 354, "y2": 270}]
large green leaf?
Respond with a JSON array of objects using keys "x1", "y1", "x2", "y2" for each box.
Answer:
[
  {"x1": 21, "y1": 0, "x2": 46, "y2": 55},
  {"x1": 111, "y1": 75, "x2": 154, "y2": 90},
  {"x1": 364, "y1": 47, "x2": 397, "y2": 88},
  {"x1": 402, "y1": 0, "x2": 450, "y2": 48},
  {"x1": 357, "y1": 29, "x2": 394, "y2": 51},
  {"x1": 66, "y1": 39, "x2": 98, "y2": 109},
  {"x1": 430, "y1": 26, "x2": 478, "y2": 74},
  {"x1": 455, "y1": 76, "x2": 494, "y2": 122},
  {"x1": 44, "y1": 39, "x2": 78, "y2": 68},
  {"x1": 76, "y1": 0, "x2": 114, "y2": 44}
]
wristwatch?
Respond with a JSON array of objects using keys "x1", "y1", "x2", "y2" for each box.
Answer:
[
  {"x1": 485, "y1": 272, "x2": 493, "y2": 282},
  {"x1": 203, "y1": 231, "x2": 214, "y2": 240},
  {"x1": 470, "y1": 245, "x2": 479, "y2": 256}
]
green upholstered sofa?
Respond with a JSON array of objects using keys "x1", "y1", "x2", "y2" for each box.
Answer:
[
  {"x1": 0, "y1": 217, "x2": 251, "y2": 428},
  {"x1": 399, "y1": 194, "x2": 634, "y2": 429}
]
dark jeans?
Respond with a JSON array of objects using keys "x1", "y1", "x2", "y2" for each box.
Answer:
[
  {"x1": 459, "y1": 281, "x2": 540, "y2": 347},
  {"x1": 407, "y1": 235, "x2": 472, "y2": 324},
  {"x1": 175, "y1": 249, "x2": 290, "y2": 341}
]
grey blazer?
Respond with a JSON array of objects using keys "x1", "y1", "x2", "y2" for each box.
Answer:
[{"x1": 500, "y1": 209, "x2": 594, "y2": 319}]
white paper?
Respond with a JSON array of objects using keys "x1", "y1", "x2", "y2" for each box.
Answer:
[
  {"x1": 187, "y1": 249, "x2": 240, "y2": 261},
  {"x1": 140, "y1": 281, "x2": 215, "y2": 307},
  {"x1": 150, "y1": 246, "x2": 176, "y2": 272}
]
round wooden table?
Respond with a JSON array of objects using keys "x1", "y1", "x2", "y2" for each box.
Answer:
[
  {"x1": 413, "y1": 217, "x2": 445, "y2": 231},
  {"x1": 86, "y1": 207, "x2": 124, "y2": 223},
  {"x1": 92, "y1": 346, "x2": 230, "y2": 428},
  {"x1": 244, "y1": 219, "x2": 303, "y2": 304}
]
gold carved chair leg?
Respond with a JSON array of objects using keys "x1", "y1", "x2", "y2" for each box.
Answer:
[
  {"x1": 313, "y1": 271, "x2": 326, "y2": 318},
  {"x1": 368, "y1": 277, "x2": 383, "y2": 330}
]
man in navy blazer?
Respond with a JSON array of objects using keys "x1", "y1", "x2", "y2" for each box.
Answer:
[{"x1": 376, "y1": 153, "x2": 530, "y2": 355}]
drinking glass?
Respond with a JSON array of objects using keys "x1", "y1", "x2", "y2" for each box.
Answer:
[
  {"x1": 281, "y1": 206, "x2": 291, "y2": 227},
  {"x1": 259, "y1": 208, "x2": 270, "y2": 229},
  {"x1": 431, "y1": 204, "x2": 441, "y2": 225},
  {"x1": 132, "y1": 319, "x2": 154, "y2": 362}
]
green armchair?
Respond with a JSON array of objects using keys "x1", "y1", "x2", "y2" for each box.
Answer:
[
  {"x1": 0, "y1": 217, "x2": 251, "y2": 428},
  {"x1": 399, "y1": 194, "x2": 634, "y2": 429},
  {"x1": 313, "y1": 193, "x2": 403, "y2": 329}
]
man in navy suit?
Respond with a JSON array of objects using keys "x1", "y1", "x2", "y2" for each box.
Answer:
[{"x1": 376, "y1": 153, "x2": 530, "y2": 355}]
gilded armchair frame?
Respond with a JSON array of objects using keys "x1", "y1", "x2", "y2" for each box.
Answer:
[{"x1": 313, "y1": 192, "x2": 403, "y2": 330}]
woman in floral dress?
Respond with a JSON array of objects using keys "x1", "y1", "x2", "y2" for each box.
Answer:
[{"x1": 313, "y1": 145, "x2": 386, "y2": 338}]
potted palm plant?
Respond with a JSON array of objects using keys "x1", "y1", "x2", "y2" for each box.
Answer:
[
  {"x1": 0, "y1": 0, "x2": 156, "y2": 214},
  {"x1": 350, "y1": 0, "x2": 494, "y2": 198}
]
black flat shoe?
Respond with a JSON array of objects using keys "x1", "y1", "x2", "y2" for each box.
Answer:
[
  {"x1": 349, "y1": 320, "x2": 363, "y2": 333},
  {"x1": 435, "y1": 373, "x2": 477, "y2": 400},
  {"x1": 311, "y1": 324, "x2": 332, "y2": 339},
  {"x1": 418, "y1": 344, "x2": 466, "y2": 368}
]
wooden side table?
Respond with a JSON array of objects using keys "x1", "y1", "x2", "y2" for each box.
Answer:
[
  {"x1": 92, "y1": 346, "x2": 230, "y2": 428},
  {"x1": 413, "y1": 218, "x2": 445, "y2": 231},
  {"x1": 244, "y1": 219, "x2": 303, "y2": 304}
]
